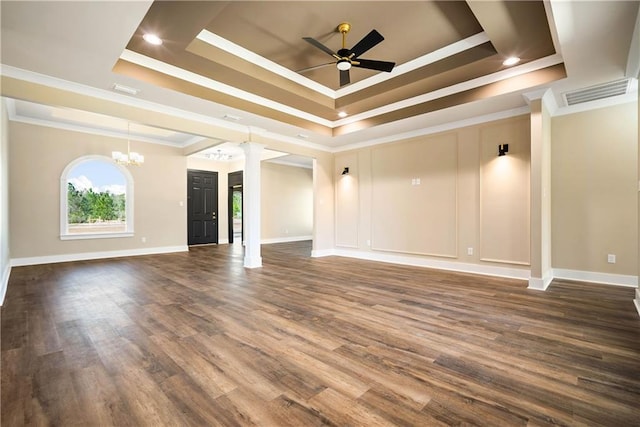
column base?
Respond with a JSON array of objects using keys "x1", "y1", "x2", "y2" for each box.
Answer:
[
  {"x1": 527, "y1": 274, "x2": 553, "y2": 291},
  {"x1": 244, "y1": 256, "x2": 263, "y2": 269}
]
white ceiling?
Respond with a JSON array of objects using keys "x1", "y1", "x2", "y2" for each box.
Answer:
[{"x1": 1, "y1": 1, "x2": 638, "y2": 153}]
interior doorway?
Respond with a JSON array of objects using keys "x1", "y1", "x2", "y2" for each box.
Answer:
[
  {"x1": 187, "y1": 169, "x2": 218, "y2": 245},
  {"x1": 228, "y1": 171, "x2": 243, "y2": 244}
]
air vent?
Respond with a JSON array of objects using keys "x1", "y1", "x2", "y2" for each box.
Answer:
[
  {"x1": 112, "y1": 83, "x2": 140, "y2": 96},
  {"x1": 563, "y1": 79, "x2": 630, "y2": 106}
]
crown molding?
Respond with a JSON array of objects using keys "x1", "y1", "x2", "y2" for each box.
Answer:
[{"x1": 334, "y1": 106, "x2": 531, "y2": 153}]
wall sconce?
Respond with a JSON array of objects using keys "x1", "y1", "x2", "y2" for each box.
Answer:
[
  {"x1": 498, "y1": 144, "x2": 509, "y2": 156},
  {"x1": 341, "y1": 167, "x2": 350, "y2": 175}
]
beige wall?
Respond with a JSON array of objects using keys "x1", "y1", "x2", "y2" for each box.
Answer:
[
  {"x1": 552, "y1": 102, "x2": 638, "y2": 276},
  {"x1": 261, "y1": 162, "x2": 313, "y2": 240},
  {"x1": 480, "y1": 116, "x2": 531, "y2": 264},
  {"x1": 371, "y1": 133, "x2": 458, "y2": 257},
  {"x1": 186, "y1": 158, "x2": 313, "y2": 243},
  {"x1": 335, "y1": 152, "x2": 359, "y2": 247},
  {"x1": 335, "y1": 115, "x2": 531, "y2": 269},
  {"x1": 7, "y1": 118, "x2": 327, "y2": 262},
  {"x1": 1, "y1": 99, "x2": 10, "y2": 302},
  {"x1": 247, "y1": 136, "x2": 333, "y2": 254},
  {"x1": 9, "y1": 122, "x2": 187, "y2": 259}
]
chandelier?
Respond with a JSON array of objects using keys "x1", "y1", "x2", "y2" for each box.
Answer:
[
  {"x1": 112, "y1": 122, "x2": 144, "y2": 166},
  {"x1": 206, "y1": 149, "x2": 232, "y2": 161}
]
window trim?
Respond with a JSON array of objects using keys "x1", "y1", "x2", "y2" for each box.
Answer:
[{"x1": 60, "y1": 155, "x2": 134, "y2": 240}]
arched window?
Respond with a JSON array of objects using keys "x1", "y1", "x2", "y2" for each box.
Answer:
[{"x1": 60, "y1": 155, "x2": 134, "y2": 240}]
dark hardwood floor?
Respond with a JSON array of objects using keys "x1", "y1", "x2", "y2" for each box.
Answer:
[{"x1": 2, "y1": 241, "x2": 639, "y2": 426}]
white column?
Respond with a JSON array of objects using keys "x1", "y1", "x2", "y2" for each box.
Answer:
[
  {"x1": 527, "y1": 91, "x2": 553, "y2": 290},
  {"x1": 241, "y1": 142, "x2": 265, "y2": 268}
]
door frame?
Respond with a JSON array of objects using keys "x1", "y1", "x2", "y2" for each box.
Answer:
[{"x1": 228, "y1": 171, "x2": 243, "y2": 244}]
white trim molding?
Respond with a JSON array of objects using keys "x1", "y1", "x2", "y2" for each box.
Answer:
[
  {"x1": 553, "y1": 268, "x2": 638, "y2": 288},
  {"x1": 262, "y1": 235, "x2": 312, "y2": 245},
  {"x1": 634, "y1": 288, "x2": 640, "y2": 317},
  {"x1": 0, "y1": 264, "x2": 10, "y2": 306},
  {"x1": 11, "y1": 245, "x2": 188, "y2": 267},
  {"x1": 311, "y1": 248, "x2": 335, "y2": 258},
  {"x1": 528, "y1": 272, "x2": 554, "y2": 291},
  {"x1": 326, "y1": 248, "x2": 530, "y2": 281}
]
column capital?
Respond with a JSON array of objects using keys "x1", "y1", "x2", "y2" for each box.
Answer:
[{"x1": 240, "y1": 141, "x2": 266, "y2": 154}]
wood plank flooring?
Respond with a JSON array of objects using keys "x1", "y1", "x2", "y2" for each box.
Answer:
[{"x1": 2, "y1": 241, "x2": 639, "y2": 426}]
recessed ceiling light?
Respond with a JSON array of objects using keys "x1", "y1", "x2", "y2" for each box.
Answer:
[
  {"x1": 143, "y1": 33, "x2": 163, "y2": 46},
  {"x1": 296, "y1": 133, "x2": 309, "y2": 139},
  {"x1": 338, "y1": 111, "x2": 348, "y2": 118},
  {"x1": 503, "y1": 56, "x2": 520, "y2": 66}
]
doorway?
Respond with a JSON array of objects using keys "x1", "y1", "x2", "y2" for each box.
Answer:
[
  {"x1": 187, "y1": 169, "x2": 218, "y2": 245},
  {"x1": 228, "y1": 171, "x2": 243, "y2": 244}
]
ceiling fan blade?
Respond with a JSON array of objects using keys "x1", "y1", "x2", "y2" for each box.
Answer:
[
  {"x1": 303, "y1": 37, "x2": 339, "y2": 59},
  {"x1": 349, "y1": 29, "x2": 384, "y2": 58},
  {"x1": 296, "y1": 62, "x2": 336, "y2": 73},
  {"x1": 353, "y1": 58, "x2": 396, "y2": 73},
  {"x1": 340, "y1": 69, "x2": 350, "y2": 87}
]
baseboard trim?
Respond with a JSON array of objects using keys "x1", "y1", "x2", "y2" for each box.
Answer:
[
  {"x1": 262, "y1": 236, "x2": 312, "y2": 244},
  {"x1": 553, "y1": 268, "x2": 638, "y2": 288},
  {"x1": 311, "y1": 248, "x2": 335, "y2": 258},
  {"x1": 528, "y1": 274, "x2": 553, "y2": 291},
  {"x1": 634, "y1": 296, "x2": 640, "y2": 317},
  {"x1": 218, "y1": 238, "x2": 229, "y2": 245},
  {"x1": 330, "y1": 248, "x2": 530, "y2": 280},
  {"x1": 10, "y1": 245, "x2": 189, "y2": 267},
  {"x1": 0, "y1": 263, "x2": 11, "y2": 306}
]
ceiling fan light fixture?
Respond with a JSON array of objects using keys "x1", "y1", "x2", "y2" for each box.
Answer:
[
  {"x1": 303, "y1": 23, "x2": 394, "y2": 87},
  {"x1": 337, "y1": 60, "x2": 351, "y2": 71},
  {"x1": 338, "y1": 111, "x2": 348, "y2": 118}
]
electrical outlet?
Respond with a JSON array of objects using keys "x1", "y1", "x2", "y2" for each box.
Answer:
[
  {"x1": 366, "y1": 239, "x2": 371, "y2": 247},
  {"x1": 141, "y1": 237, "x2": 147, "y2": 243},
  {"x1": 607, "y1": 254, "x2": 616, "y2": 264},
  {"x1": 467, "y1": 247, "x2": 473, "y2": 255}
]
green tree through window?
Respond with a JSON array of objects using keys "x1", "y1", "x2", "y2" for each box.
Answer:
[
  {"x1": 62, "y1": 157, "x2": 131, "y2": 237},
  {"x1": 67, "y1": 183, "x2": 125, "y2": 224}
]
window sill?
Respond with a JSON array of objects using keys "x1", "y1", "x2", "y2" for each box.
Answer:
[{"x1": 60, "y1": 232, "x2": 134, "y2": 241}]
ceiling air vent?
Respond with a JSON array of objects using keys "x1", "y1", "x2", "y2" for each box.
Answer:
[{"x1": 563, "y1": 79, "x2": 630, "y2": 106}]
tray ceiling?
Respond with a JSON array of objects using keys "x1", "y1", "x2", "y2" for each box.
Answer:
[{"x1": 115, "y1": 1, "x2": 565, "y2": 138}]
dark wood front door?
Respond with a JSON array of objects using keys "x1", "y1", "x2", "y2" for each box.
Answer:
[{"x1": 187, "y1": 170, "x2": 218, "y2": 245}]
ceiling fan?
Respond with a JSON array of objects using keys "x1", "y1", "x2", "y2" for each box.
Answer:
[{"x1": 301, "y1": 22, "x2": 395, "y2": 87}]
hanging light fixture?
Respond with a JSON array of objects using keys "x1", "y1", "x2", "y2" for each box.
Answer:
[
  {"x1": 206, "y1": 149, "x2": 232, "y2": 161},
  {"x1": 112, "y1": 122, "x2": 144, "y2": 166}
]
